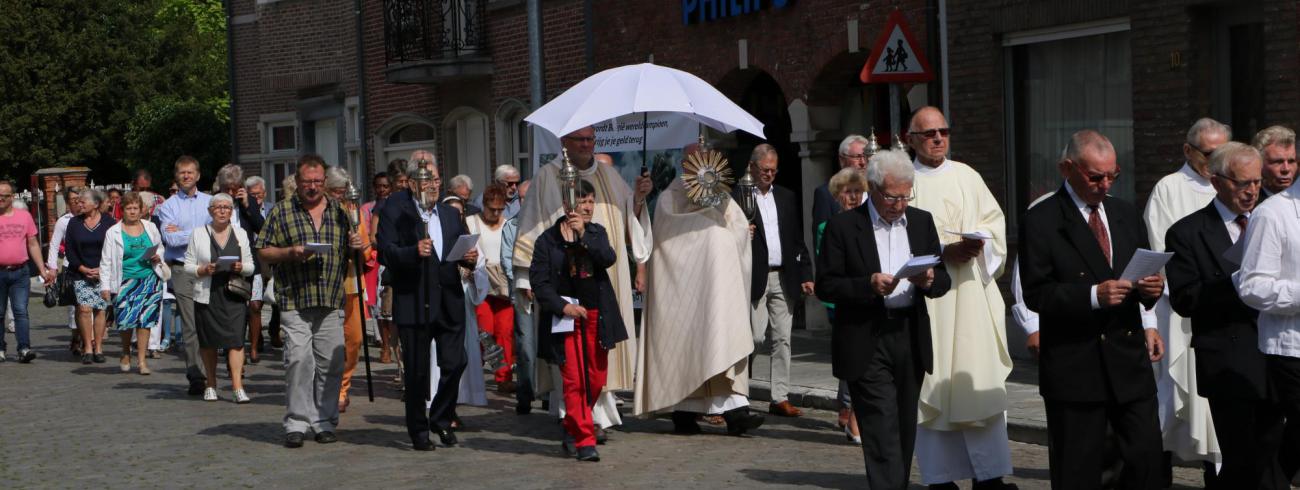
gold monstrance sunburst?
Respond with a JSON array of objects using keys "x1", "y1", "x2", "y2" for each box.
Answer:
[{"x1": 681, "y1": 147, "x2": 734, "y2": 208}]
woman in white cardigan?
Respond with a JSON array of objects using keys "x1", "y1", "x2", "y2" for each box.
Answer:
[
  {"x1": 184, "y1": 193, "x2": 255, "y2": 403},
  {"x1": 99, "y1": 192, "x2": 168, "y2": 374}
]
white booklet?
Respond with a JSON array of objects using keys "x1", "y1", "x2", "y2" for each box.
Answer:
[
  {"x1": 445, "y1": 234, "x2": 480, "y2": 261},
  {"x1": 304, "y1": 242, "x2": 333, "y2": 254},
  {"x1": 215, "y1": 255, "x2": 240, "y2": 272},
  {"x1": 894, "y1": 254, "x2": 941, "y2": 279},
  {"x1": 945, "y1": 230, "x2": 993, "y2": 241},
  {"x1": 1118, "y1": 248, "x2": 1174, "y2": 282},
  {"x1": 550, "y1": 296, "x2": 580, "y2": 334}
]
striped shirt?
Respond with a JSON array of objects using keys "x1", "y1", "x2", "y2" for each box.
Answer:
[{"x1": 257, "y1": 195, "x2": 350, "y2": 311}]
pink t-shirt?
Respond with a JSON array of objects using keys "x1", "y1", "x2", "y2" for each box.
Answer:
[{"x1": 0, "y1": 208, "x2": 37, "y2": 266}]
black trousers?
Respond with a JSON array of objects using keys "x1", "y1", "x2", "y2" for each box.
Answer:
[
  {"x1": 398, "y1": 321, "x2": 467, "y2": 438},
  {"x1": 1268, "y1": 354, "x2": 1300, "y2": 480},
  {"x1": 1205, "y1": 396, "x2": 1287, "y2": 489},
  {"x1": 1044, "y1": 395, "x2": 1162, "y2": 490},
  {"x1": 846, "y1": 317, "x2": 921, "y2": 490}
]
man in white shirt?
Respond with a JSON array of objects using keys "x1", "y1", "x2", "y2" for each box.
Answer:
[
  {"x1": 1234, "y1": 148, "x2": 1300, "y2": 483},
  {"x1": 1252, "y1": 125, "x2": 1297, "y2": 201}
]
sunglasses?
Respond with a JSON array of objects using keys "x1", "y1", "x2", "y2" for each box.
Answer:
[{"x1": 909, "y1": 128, "x2": 950, "y2": 138}]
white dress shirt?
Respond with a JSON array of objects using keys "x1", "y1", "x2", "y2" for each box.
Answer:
[
  {"x1": 756, "y1": 187, "x2": 782, "y2": 267},
  {"x1": 1211, "y1": 198, "x2": 1248, "y2": 244},
  {"x1": 1233, "y1": 186, "x2": 1300, "y2": 358},
  {"x1": 866, "y1": 199, "x2": 914, "y2": 309},
  {"x1": 415, "y1": 198, "x2": 443, "y2": 260},
  {"x1": 1064, "y1": 183, "x2": 1114, "y2": 311}
]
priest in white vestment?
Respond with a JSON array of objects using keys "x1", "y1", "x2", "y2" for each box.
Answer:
[
  {"x1": 1143, "y1": 118, "x2": 1229, "y2": 473},
  {"x1": 634, "y1": 171, "x2": 764, "y2": 435},
  {"x1": 905, "y1": 107, "x2": 1016, "y2": 488},
  {"x1": 512, "y1": 126, "x2": 652, "y2": 431}
]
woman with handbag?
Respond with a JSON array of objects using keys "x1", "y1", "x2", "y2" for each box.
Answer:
[
  {"x1": 98, "y1": 192, "x2": 168, "y2": 375},
  {"x1": 66, "y1": 189, "x2": 117, "y2": 364},
  {"x1": 184, "y1": 193, "x2": 255, "y2": 403},
  {"x1": 466, "y1": 183, "x2": 517, "y2": 393}
]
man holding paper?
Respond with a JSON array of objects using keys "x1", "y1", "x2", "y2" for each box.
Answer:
[
  {"x1": 816, "y1": 149, "x2": 951, "y2": 488},
  {"x1": 903, "y1": 106, "x2": 1016, "y2": 490},
  {"x1": 1019, "y1": 130, "x2": 1166, "y2": 489},
  {"x1": 376, "y1": 159, "x2": 480, "y2": 451}
]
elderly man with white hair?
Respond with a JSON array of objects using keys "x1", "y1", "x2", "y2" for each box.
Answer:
[
  {"x1": 446, "y1": 174, "x2": 480, "y2": 215},
  {"x1": 1144, "y1": 118, "x2": 1231, "y2": 481},
  {"x1": 472, "y1": 165, "x2": 523, "y2": 220},
  {"x1": 817, "y1": 149, "x2": 950, "y2": 488},
  {"x1": 812, "y1": 134, "x2": 870, "y2": 233}
]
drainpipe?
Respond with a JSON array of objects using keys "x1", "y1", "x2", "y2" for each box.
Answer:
[
  {"x1": 355, "y1": 0, "x2": 370, "y2": 195},
  {"x1": 224, "y1": 0, "x2": 240, "y2": 161},
  {"x1": 583, "y1": 0, "x2": 595, "y2": 75},
  {"x1": 527, "y1": 0, "x2": 545, "y2": 110}
]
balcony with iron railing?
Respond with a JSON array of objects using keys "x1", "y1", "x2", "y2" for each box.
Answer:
[{"x1": 383, "y1": 0, "x2": 493, "y2": 84}]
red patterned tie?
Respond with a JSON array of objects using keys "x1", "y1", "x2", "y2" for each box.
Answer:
[{"x1": 1088, "y1": 205, "x2": 1111, "y2": 264}]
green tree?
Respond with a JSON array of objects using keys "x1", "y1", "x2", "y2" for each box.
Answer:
[{"x1": 126, "y1": 97, "x2": 229, "y2": 189}]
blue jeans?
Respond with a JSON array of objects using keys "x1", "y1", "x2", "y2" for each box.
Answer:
[
  {"x1": 160, "y1": 298, "x2": 182, "y2": 347},
  {"x1": 0, "y1": 267, "x2": 31, "y2": 352}
]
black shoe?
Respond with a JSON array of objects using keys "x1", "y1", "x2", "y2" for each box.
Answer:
[
  {"x1": 671, "y1": 411, "x2": 702, "y2": 435},
  {"x1": 314, "y1": 431, "x2": 338, "y2": 444},
  {"x1": 595, "y1": 427, "x2": 608, "y2": 445},
  {"x1": 561, "y1": 433, "x2": 577, "y2": 456},
  {"x1": 930, "y1": 483, "x2": 960, "y2": 490},
  {"x1": 971, "y1": 478, "x2": 1017, "y2": 490},
  {"x1": 187, "y1": 380, "x2": 205, "y2": 396},
  {"x1": 722, "y1": 407, "x2": 764, "y2": 436},
  {"x1": 516, "y1": 401, "x2": 532, "y2": 415},
  {"x1": 412, "y1": 433, "x2": 435, "y2": 451},
  {"x1": 541, "y1": 399, "x2": 550, "y2": 411},
  {"x1": 92, "y1": 353, "x2": 106, "y2": 363},
  {"x1": 284, "y1": 432, "x2": 305, "y2": 448},
  {"x1": 436, "y1": 428, "x2": 458, "y2": 446},
  {"x1": 17, "y1": 348, "x2": 36, "y2": 363},
  {"x1": 576, "y1": 446, "x2": 600, "y2": 462},
  {"x1": 81, "y1": 353, "x2": 93, "y2": 365}
]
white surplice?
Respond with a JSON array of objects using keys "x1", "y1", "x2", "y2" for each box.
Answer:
[
  {"x1": 910, "y1": 159, "x2": 1014, "y2": 483},
  {"x1": 1143, "y1": 164, "x2": 1221, "y2": 463}
]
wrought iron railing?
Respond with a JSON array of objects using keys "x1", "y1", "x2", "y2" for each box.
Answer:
[{"x1": 384, "y1": 0, "x2": 485, "y2": 64}]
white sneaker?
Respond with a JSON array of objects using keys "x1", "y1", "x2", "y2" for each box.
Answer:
[
  {"x1": 203, "y1": 387, "x2": 218, "y2": 401},
  {"x1": 234, "y1": 389, "x2": 251, "y2": 404}
]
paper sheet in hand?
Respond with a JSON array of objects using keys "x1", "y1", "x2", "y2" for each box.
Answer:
[
  {"x1": 305, "y1": 242, "x2": 333, "y2": 254},
  {"x1": 215, "y1": 255, "x2": 240, "y2": 272},
  {"x1": 551, "y1": 296, "x2": 579, "y2": 334},
  {"x1": 945, "y1": 230, "x2": 993, "y2": 241},
  {"x1": 1118, "y1": 249, "x2": 1174, "y2": 282},
  {"x1": 445, "y1": 234, "x2": 480, "y2": 261},
  {"x1": 894, "y1": 255, "x2": 941, "y2": 279},
  {"x1": 142, "y1": 244, "x2": 159, "y2": 260}
]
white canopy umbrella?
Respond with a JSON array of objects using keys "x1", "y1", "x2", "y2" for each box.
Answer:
[{"x1": 525, "y1": 63, "x2": 766, "y2": 140}]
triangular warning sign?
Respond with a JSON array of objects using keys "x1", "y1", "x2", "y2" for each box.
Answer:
[{"x1": 860, "y1": 10, "x2": 934, "y2": 84}]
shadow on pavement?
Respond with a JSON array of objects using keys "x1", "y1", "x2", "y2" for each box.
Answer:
[{"x1": 739, "y1": 469, "x2": 864, "y2": 489}]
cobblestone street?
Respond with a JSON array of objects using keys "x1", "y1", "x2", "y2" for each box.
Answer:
[{"x1": 0, "y1": 296, "x2": 1205, "y2": 489}]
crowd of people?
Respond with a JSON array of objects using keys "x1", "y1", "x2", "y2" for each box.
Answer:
[{"x1": 1, "y1": 106, "x2": 1298, "y2": 489}]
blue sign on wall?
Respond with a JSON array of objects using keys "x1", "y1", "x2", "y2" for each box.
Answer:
[{"x1": 682, "y1": 0, "x2": 790, "y2": 25}]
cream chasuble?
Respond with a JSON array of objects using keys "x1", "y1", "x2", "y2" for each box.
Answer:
[
  {"x1": 513, "y1": 157, "x2": 651, "y2": 393},
  {"x1": 634, "y1": 180, "x2": 753, "y2": 416},
  {"x1": 1143, "y1": 163, "x2": 1220, "y2": 463}
]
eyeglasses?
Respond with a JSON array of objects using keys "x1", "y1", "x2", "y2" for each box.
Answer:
[
  {"x1": 908, "y1": 128, "x2": 950, "y2": 138},
  {"x1": 1215, "y1": 173, "x2": 1262, "y2": 188},
  {"x1": 841, "y1": 153, "x2": 867, "y2": 160},
  {"x1": 1189, "y1": 145, "x2": 1214, "y2": 159},
  {"x1": 753, "y1": 167, "x2": 778, "y2": 175},
  {"x1": 562, "y1": 136, "x2": 596, "y2": 144},
  {"x1": 501, "y1": 180, "x2": 520, "y2": 187},
  {"x1": 299, "y1": 179, "x2": 325, "y2": 187},
  {"x1": 210, "y1": 205, "x2": 234, "y2": 211},
  {"x1": 0, "y1": 194, "x2": 12, "y2": 200},
  {"x1": 1069, "y1": 160, "x2": 1120, "y2": 184},
  {"x1": 875, "y1": 190, "x2": 915, "y2": 204}
]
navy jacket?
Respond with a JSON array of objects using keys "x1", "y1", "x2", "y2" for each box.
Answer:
[
  {"x1": 531, "y1": 218, "x2": 627, "y2": 364},
  {"x1": 376, "y1": 189, "x2": 468, "y2": 328}
]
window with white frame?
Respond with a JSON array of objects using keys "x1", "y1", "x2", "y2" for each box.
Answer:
[
  {"x1": 260, "y1": 113, "x2": 298, "y2": 203},
  {"x1": 344, "y1": 97, "x2": 365, "y2": 198},
  {"x1": 495, "y1": 101, "x2": 531, "y2": 179}
]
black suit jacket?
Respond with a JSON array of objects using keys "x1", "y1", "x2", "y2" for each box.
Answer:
[
  {"x1": 531, "y1": 219, "x2": 628, "y2": 364},
  {"x1": 815, "y1": 203, "x2": 951, "y2": 381},
  {"x1": 1164, "y1": 202, "x2": 1267, "y2": 400},
  {"x1": 1019, "y1": 186, "x2": 1158, "y2": 403},
  {"x1": 811, "y1": 183, "x2": 841, "y2": 235},
  {"x1": 376, "y1": 189, "x2": 467, "y2": 328},
  {"x1": 747, "y1": 185, "x2": 813, "y2": 303}
]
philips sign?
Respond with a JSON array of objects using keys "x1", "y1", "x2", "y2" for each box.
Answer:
[{"x1": 682, "y1": 0, "x2": 790, "y2": 25}]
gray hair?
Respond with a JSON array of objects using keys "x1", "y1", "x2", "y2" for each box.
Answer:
[
  {"x1": 216, "y1": 164, "x2": 243, "y2": 191},
  {"x1": 448, "y1": 174, "x2": 473, "y2": 192},
  {"x1": 749, "y1": 143, "x2": 778, "y2": 164},
  {"x1": 243, "y1": 175, "x2": 266, "y2": 190},
  {"x1": 210, "y1": 192, "x2": 234, "y2": 208},
  {"x1": 1061, "y1": 130, "x2": 1116, "y2": 162},
  {"x1": 1252, "y1": 125, "x2": 1296, "y2": 151},
  {"x1": 866, "y1": 150, "x2": 914, "y2": 187},
  {"x1": 402, "y1": 159, "x2": 423, "y2": 180},
  {"x1": 838, "y1": 134, "x2": 869, "y2": 156},
  {"x1": 80, "y1": 188, "x2": 107, "y2": 208},
  {"x1": 1208, "y1": 142, "x2": 1261, "y2": 176},
  {"x1": 325, "y1": 166, "x2": 351, "y2": 190},
  {"x1": 410, "y1": 150, "x2": 436, "y2": 167},
  {"x1": 493, "y1": 165, "x2": 520, "y2": 182},
  {"x1": 828, "y1": 167, "x2": 868, "y2": 196},
  {"x1": 1186, "y1": 117, "x2": 1232, "y2": 147},
  {"x1": 282, "y1": 174, "x2": 296, "y2": 199}
]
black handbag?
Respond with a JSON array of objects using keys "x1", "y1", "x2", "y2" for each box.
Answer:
[
  {"x1": 209, "y1": 226, "x2": 253, "y2": 301},
  {"x1": 42, "y1": 278, "x2": 59, "y2": 308},
  {"x1": 55, "y1": 269, "x2": 77, "y2": 306}
]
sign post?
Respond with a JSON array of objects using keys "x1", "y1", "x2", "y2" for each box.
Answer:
[{"x1": 860, "y1": 10, "x2": 934, "y2": 142}]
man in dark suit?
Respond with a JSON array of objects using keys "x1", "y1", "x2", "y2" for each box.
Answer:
[
  {"x1": 746, "y1": 144, "x2": 814, "y2": 417},
  {"x1": 816, "y1": 149, "x2": 951, "y2": 489},
  {"x1": 811, "y1": 134, "x2": 870, "y2": 234},
  {"x1": 377, "y1": 160, "x2": 479, "y2": 451},
  {"x1": 1165, "y1": 142, "x2": 1288, "y2": 489},
  {"x1": 1019, "y1": 130, "x2": 1167, "y2": 489}
]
